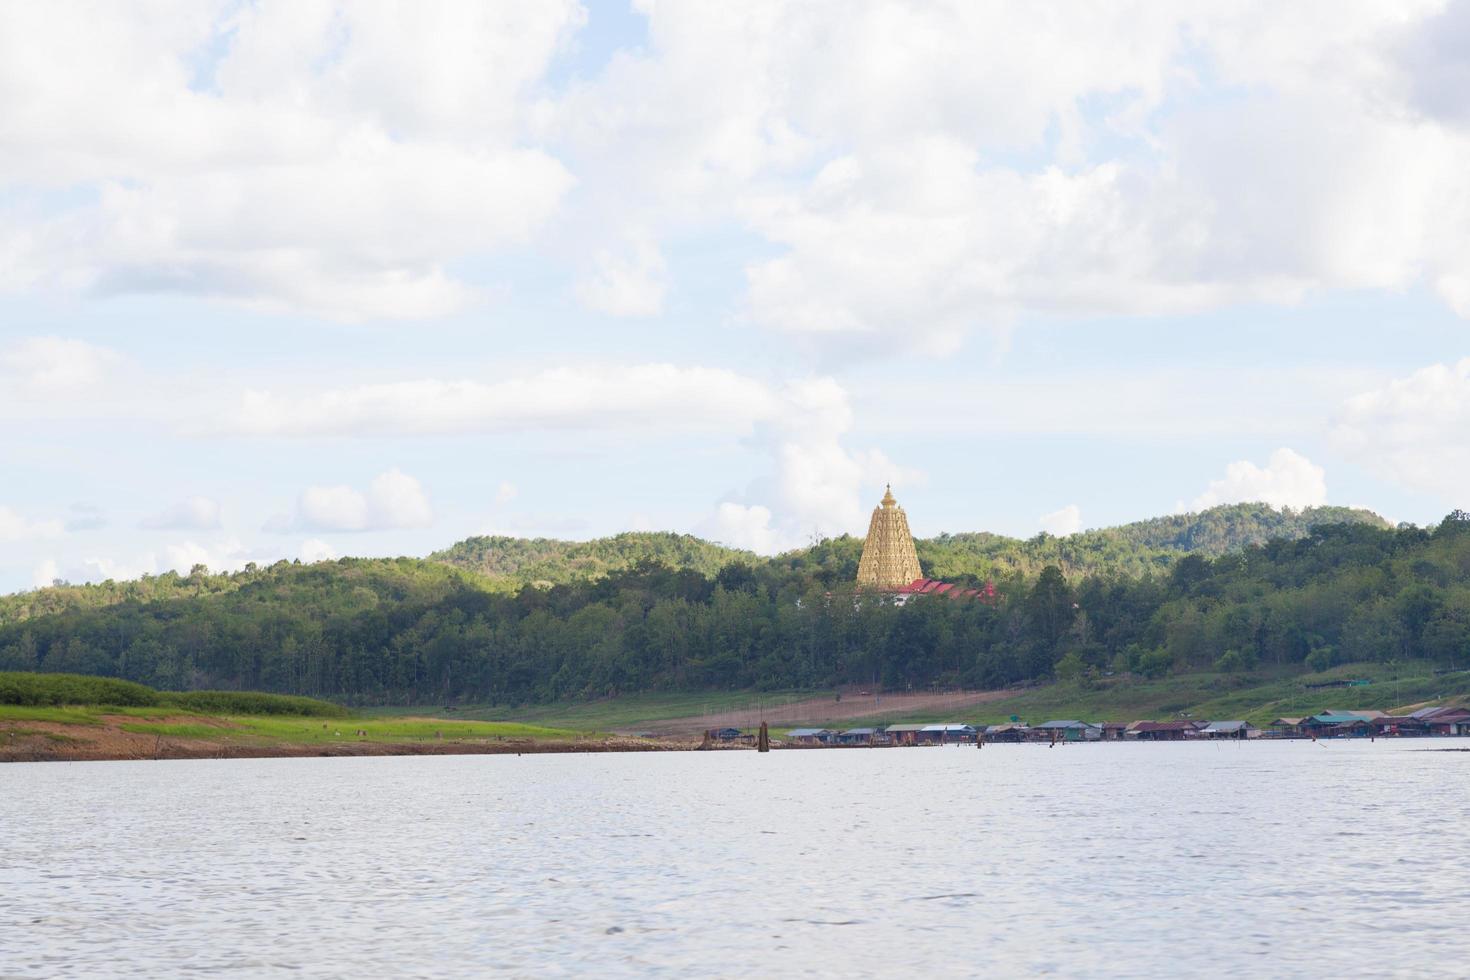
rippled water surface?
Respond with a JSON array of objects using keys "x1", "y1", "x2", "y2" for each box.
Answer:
[{"x1": 3, "y1": 741, "x2": 1468, "y2": 977}]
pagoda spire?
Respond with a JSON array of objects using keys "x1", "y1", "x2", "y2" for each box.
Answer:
[{"x1": 856, "y1": 485, "x2": 922, "y2": 589}]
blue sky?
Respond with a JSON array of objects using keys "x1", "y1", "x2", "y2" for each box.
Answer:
[{"x1": 4, "y1": 1, "x2": 1470, "y2": 592}]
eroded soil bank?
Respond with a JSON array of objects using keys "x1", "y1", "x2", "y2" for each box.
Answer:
[{"x1": 0, "y1": 716, "x2": 701, "y2": 763}]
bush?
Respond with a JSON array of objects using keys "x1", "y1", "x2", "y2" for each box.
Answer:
[
  {"x1": 0, "y1": 671, "x2": 346, "y2": 717},
  {"x1": 161, "y1": 690, "x2": 346, "y2": 718},
  {"x1": 1214, "y1": 649, "x2": 1245, "y2": 673},
  {"x1": 0, "y1": 672, "x2": 158, "y2": 707},
  {"x1": 1137, "y1": 648, "x2": 1174, "y2": 679},
  {"x1": 1305, "y1": 646, "x2": 1337, "y2": 673}
]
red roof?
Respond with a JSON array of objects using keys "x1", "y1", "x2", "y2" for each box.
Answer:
[{"x1": 895, "y1": 578, "x2": 999, "y2": 601}]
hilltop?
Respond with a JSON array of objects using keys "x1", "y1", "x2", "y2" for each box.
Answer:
[
  {"x1": 0, "y1": 506, "x2": 1462, "y2": 714},
  {"x1": 430, "y1": 531, "x2": 755, "y2": 589},
  {"x1": 430, "y1": 502, "x2": 1391, "y2": 587}
]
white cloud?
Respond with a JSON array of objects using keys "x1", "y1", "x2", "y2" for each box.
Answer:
[
  {"x1": 0, "y1": 337, "x2": 120, "y2": 393},
  {"x1": 140, "y1": 495, "x2": 222, "y2": 530},
  {"x1": 299, "y1": 538, "x2": 338, "y2": 564},
  {"x1": 64, "y1": 503, "x2": 106, "y2": 532},
  {"x1": 59, "y1": 554, "x2": 158, "y2": 584},
  {"x1": 31, "y1": 558, "x2": 59, "y2": 589},
  {"x1": 229, "y1": 361, "x2": 915, "y2": 550},
  {"x1": 1039, "y1": 504, "x2": 1083, "y2": 537},
  {"x1": 0, "y1": 1, "x2": 582, "y2": 320},
  {"x1": 700, "y1": 376, "x2": 925, "y2": 551},
  {"x1": 224, "y1": 364, "x2": 781, "y2": 437},
  {"x1": 706, "y1": 502, "x2": 785, "y2": 554},
  {"x1": 544, "y1": 1, "x2": 1470, "y2": 349},
  {"x1": 1185, "y1": 448, "x2": 1328, "y2": 512},
  {"x1": 1331, "y1": 357, "x2": 1470, "y2": 502},
  {"x1": 575, "y1": 231, "x2": 668, "y2": 317},
  {"x1": 165, "y1": 540, "x2": 232, "y2": 574},
  {"x1": 286, "y1": 468, "x2": 434, "y2": 533},
  {"x1": 0, "y1": 505, "x2": 63, "y2": 542}
]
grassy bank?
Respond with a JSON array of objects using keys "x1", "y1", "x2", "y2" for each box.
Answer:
[
  {"x1": 0, "y1": 672, "x2": 644, "y2": 763},
  {"x1": 362, "y1": 689, "x2": 827, "y2": 731},
  {"x1": 802, "y1": 662, "x2": 1470, "y2": 730},
  {"x1": 0, "y1": 672, "x2": 348, "y2": 716}
]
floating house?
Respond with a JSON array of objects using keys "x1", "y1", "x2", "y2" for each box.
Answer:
[
  {"x1": 983, "y1": 723, "x2": 1029, "y2": 743},
  {"x1": 1410, "y1": 705, "x2": 1470, "y2": 735},
  {"x1": 1373, "y1": 715, "x2": 1430, "y2": 737},
  {"x1": 1268, "y1": 717, "x2": 1304, "y2": 737},
  {"x1": 787, "y1": 728, "x2": 833, "y2": 745},
  {"x1": 835, "y1": 727, "x2": 877, "y2": 745},
  {"x1": 917, "y1": 723, "x2": 976, "y2": 744},
  {"x1": 1099, "y1": 722, "x2": 1129, "y2": 741},
  {"x1": 884, "y1": 723, "x2": 927, "y2": 746},
  {"x1": 1031, "y1": 720, "x2": 1101, "y2": 741},
  {"x1": 1127, "y1": 720, "x2": 1196, "y2": 741},
  {"x1": 1301, "y1": 712, "x2": 1377, "y2": 737},
  {"x1": 1199, "y1": 721, "x2": 1256, "y2": 739}
]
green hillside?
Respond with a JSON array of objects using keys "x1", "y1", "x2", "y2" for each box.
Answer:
[
  {"x1": 429, "y1": 503, "x2": 1391, "y2": 588},
  {"x1": 430, "y1": 531, "x2": 754, "y2": 588},
  {"x1": 0, "y1": 508, "x2": 1464, "y2": 711}
]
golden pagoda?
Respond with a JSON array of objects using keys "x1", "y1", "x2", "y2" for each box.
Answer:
[{"x1": 856, "y1": 484, "x2": 923, "y2": 589}]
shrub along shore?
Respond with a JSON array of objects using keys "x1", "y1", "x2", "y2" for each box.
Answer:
[{"x1": 0, "y1": 673, "x2": 688, "y2": 763}]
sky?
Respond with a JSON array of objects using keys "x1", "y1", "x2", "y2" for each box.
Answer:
[{"x1": 5, "y1": 0, "x2": 1470, "y2": 593}]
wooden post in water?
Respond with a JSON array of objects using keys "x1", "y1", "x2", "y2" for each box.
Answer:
[{"x1": 757, "y1": 721, "x2": 770, "y2": 753}]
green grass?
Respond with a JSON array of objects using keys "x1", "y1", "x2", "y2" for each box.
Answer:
[
  {"x1": 942, "y1": 662, "x2": 1470, "y2": 729},
  {"x1": 362, "y1": 689, "x2": 825, "y2": 730},
  {"x1": 227, "y1": 715, "x2": 582, "y2": 743},
  {"x1": 0, "y1": 705, "x2": 105, "y2": 725},
  {"x1": 119, "y1": 723, "x2": 225, "y2": 738},
  {"x1": 0, "y1": 672, "x2": 347, "y2": 717}
]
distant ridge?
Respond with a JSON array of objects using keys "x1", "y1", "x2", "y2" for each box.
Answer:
[
  {"x1": 429, "y1": 531, "x2": 757, "y2": 588},
  {"x1": 431, "y1": 503, "x2": 1391, "y2": 586}
]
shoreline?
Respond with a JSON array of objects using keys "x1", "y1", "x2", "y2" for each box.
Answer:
[{"x1": 1, "y1": 730, "x2": 703, "y2": 764}]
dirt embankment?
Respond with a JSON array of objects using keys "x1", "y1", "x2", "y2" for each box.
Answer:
[
  {"x1": 635, "y1": 689, "x2": 1011, "y2": 735},
  {"x1": 0, "y1": 716, "x2": 699, "y2": 764}
]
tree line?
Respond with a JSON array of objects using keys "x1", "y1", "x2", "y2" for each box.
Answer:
[{"x1": 0, "y1": 511, "x2": 1466, "y2": 705}]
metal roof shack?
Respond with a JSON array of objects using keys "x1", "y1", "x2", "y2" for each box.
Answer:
[
  {"x1": 1199, "y1": 721, "x2": 1256, "y2": 739},
  {"x1": 1268, "y1": 717, "x2": 1305, "y2": 737},
  {"x1": 1372, "y1": 715, "x2": 1431, "y2": 737},
  {"x1": 1127, "y1": 721, "x2": 1195, "y2": 741},
  {"x1": 835, "y1": 727, "x2": 877, "y2": 745},
  {"x1": 983, "y1": 723, "x2": 1029, "y2": 742},
  {"x1": 1411, "y1": 706, "x2": 1470, "y2": 734},
  {"x1": 1302, "y1": 712, "x2": 1377, "y2": 736},
  {"x1": 916, "y1": 723, "x2": 976, "y2": 744},
  {"x1": 786, "y1": 728, "x2": 833, "y2": 744},
  {"x1": 1099, "y1": 722, "x2": 1129, "y2": 741},
  {"x1": 1031, "y1": 720, "x2": 1101, "y2": 742},
  {"x1": 884, "y1": 723, "x2": 927, "y2": 745}
]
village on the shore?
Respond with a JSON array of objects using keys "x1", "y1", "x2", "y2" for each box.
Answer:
[
  {"x1": 703, "y1": 703, "x2": 1470, "y2": 746},
  {"x1": 702, "y1": 491, "x2": 1464, "y2": 747}
]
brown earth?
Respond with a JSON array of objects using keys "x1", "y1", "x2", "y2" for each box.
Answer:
[
  {"x1": 0, "y1": 716, "x2": 700, "y2": 764},
  {"x1": 634, "y1": 689, "x2": 1012, "y2": 735}
]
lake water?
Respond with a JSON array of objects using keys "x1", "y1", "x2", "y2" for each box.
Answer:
[{"x1": 2, "y1": 741, "x2": 1468, "y2": 977}]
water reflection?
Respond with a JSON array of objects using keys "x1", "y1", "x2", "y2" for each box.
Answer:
[{"x1": 1, "y1": 742, "x2": 1467, "y2": 977}]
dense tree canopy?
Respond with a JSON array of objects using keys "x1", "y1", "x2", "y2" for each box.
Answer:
[{"x1": 0, "y1": 509, "x2": 1463, "y2": 706}]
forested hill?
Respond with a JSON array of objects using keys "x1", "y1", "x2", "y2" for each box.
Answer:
[
  {"x1": 1, "y1": 512, "x2": 1467, "y2": 706},
  {"x1": 430, "y1": 532, "x2": 754, "y2": 587},
  {"x1": 432, "y1": 503, "x2": 1391, "y2": 587}
]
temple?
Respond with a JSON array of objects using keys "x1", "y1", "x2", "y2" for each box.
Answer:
[{"x1": 855, "y1": 485, "x2": 923, "y2": 589}]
